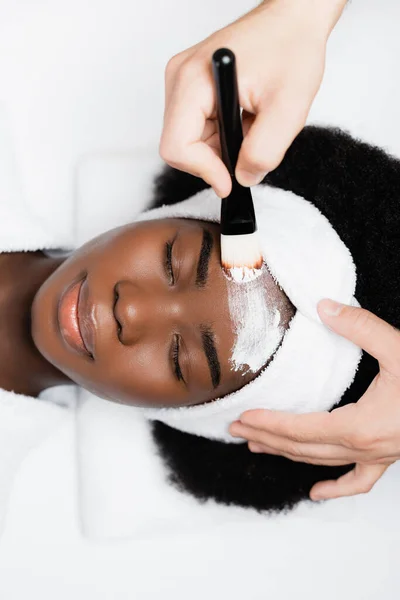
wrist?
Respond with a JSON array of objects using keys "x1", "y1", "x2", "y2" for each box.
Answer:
[
  {"x1": 308, "y1": 0, "x2": 347, "y2": 34},
  {"x1": 259, "y1": 0, "x2": 347, "y2": 41}
]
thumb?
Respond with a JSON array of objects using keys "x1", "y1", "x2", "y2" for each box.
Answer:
[
  {"x1": 310, "y1": 462, "x2": 390, "y2": 500},
  {"x1": 318, "y1": 299, "x2": 400, "y2": 373}
]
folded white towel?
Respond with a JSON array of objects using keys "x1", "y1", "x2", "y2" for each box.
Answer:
[
  {"x1": 141, "y1": 186, "x2": 362, "y2": 443},
  {"x1": 0, "y1": 105, "x2": 70, "y2": 535},
  {"x1": 0, "y1": 389, "x2": 67, "y2": 532},
  {"x1": 0, "y1": 105, "x2": 62, "y2": 253}
]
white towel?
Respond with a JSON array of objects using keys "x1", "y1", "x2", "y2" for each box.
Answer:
[
  {"x1": 141, "y1": 186, "x2": 362, "y2": 443},
  {"x1": 0, "y1": 106, "x2": 69, "y2": 535},
  {"x1": 0, "y1": 106, "x2": 63, "y2": 253},
  {"x1": 0, "y1": 389, "x2": 67, "y2": 533}
]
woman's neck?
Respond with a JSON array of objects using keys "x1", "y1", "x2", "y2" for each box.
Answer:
[{"x1": 0, "y1": 251, "x2": 70, "y2": 397}]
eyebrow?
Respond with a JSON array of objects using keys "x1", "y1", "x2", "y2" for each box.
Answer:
[
  {"x1": 196, "y1": 228, "x2": 214, "y2": 288},
  {"x1": 200, "y1": 325, "x2": 221, "y2": 389}
]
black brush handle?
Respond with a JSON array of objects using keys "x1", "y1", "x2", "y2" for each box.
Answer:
[{"x1": 212, "y1": 48, "x2": 256, "y2": 235}]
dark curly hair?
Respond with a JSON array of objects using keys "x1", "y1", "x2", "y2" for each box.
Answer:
[{"x1": 148, "y1": 125, "x2": 400, "y2": 512}]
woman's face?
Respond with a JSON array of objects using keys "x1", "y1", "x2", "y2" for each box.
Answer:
[{"x1": 32, "y1": 218, "x2": 290, "y2": 408}]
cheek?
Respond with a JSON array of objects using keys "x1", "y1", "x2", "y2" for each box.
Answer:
[
  {"x1": 94, "y1": 344, "x2": 188, "y2": 406},
  {"x1": 89, "y1": 233, "x2": 162, "y2": 286},
  {"x1": 53, "y1": 341, "x2": 182, "y2": 407}
]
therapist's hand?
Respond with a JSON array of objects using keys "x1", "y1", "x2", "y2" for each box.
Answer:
[
  {"x1": 230, "y1": 300, "x2": 400, "y2": 500},
  {"x1": 160, "y1": 0, "x2": 346, "y2": 198}
]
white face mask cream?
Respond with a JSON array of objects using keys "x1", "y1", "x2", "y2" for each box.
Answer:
[{"x1": 227, "y1": 265, "x2": 292, "y2": 374}]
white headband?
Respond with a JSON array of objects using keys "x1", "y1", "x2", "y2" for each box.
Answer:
[{"x1": 138, "y1": 185, "x2": 361, "y2": 443}]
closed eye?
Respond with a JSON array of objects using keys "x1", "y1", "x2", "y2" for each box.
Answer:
[
  {"x1": 164, "y1": 240, "x2": 175, "y2": 285},
  {"x1": 172, "y1": 334, "x2": 185, "y2": 384}
]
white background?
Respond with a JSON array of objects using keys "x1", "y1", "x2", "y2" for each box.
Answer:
[{"x1": 0, "y1": 0, "x2": 400, "y2": 598}]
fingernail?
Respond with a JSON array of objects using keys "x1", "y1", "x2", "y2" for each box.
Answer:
[
  {"x1": 236, "y1": 169, "x2": 266, "y2": 187},
  {"x1": 318, "y1": 299, "x2": 344, "y2": 318}
]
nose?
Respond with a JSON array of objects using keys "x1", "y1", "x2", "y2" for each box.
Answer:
[{"x1": 114, "y1": 280, "x2": 185, "y2": 344}]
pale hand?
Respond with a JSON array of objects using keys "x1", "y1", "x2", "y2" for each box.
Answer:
[
  {"x1": 160, "y1": 0, "x2": 346, "y2": 198},
  {"x1": 230, "y1": 299, "x2": 400, "y2": 500}
]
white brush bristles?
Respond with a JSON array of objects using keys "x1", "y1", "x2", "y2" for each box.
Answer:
[{"x1": 221, "y1": 232, "x2": 264, "y2": 283}]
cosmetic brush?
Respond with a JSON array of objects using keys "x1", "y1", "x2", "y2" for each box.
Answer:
[{"x1": 212, "y1": 47, "x2": 263, "y2": 283}]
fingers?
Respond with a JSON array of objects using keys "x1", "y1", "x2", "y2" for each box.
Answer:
[
  {"x1": 310, "y1": 463, "x2": 391, "y2": 501},
  {"x1": 160, "y1": 110, "x2": 231, "y2": 197},
  {"x1": 160, "y1": 60, "x2": 231, "y2": 198},
  {"x1": 160, "y1": 137, "x2": 231, "y2": 197},
  {"x1": 235, "y1": 90, "x2": 309, "y2": 187},
  {"x1": 247, "y1": 442, "x2": 351, "y2": 466},
  {"x1": 318, "y1": 300, "x2": 400, "y2": 375},
  {"x1": 231, "y1": 406, "x2": 355, "y2": 445},
  {"x1": 230, "y1": 419, "x2": 356, "y2": 463}
]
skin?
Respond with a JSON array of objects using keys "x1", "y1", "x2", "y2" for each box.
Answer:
[
  {"x1": 5, "y1": 218, "x2": 397, "y2": 501},
  {"x1": 1, "y1": 217, "x2": 293, "y2": 408},
  {"x1": 230, "y1": 300, "x2": 400, "y2": 501},
  {"x1": 0, "y1": 252, "x2": 67, "y2": 396},
  {"x1": 160, "y1": 0, "x2": 347, "y2": 197},
  {"x1": 161, "y1": 0, "x2": 399, "y2": 503}
]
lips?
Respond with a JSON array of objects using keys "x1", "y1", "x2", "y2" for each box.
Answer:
[{"x1": 58, "y1": 277, "x2": 94, "y2": 359}]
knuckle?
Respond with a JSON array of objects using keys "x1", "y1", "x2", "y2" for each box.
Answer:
[
  {"x1": 285, "y1": 443, "x2": 303, "y2": 458},
  {"x1": 165, "y1": 52, "x2": 186, "y2": 79},
  {"x1": 158, "y1": 139, "x2": 182, "y2": 166},
  {"x1": 289, "y1": 430, "x2": 307, "y2": 444},
  {"x1": 360, "y1": 481, "x2": 375, "y2": 494},
  {"x1": 175, "y1": 56, "x2": 204, "y2": 86},
  {"x1": 348, "y1": 308, "x2": 374, "y2": 338},
  {"x1": 346, "y1": 430, "x2": 372, "y2": 451},
  {"x1": 367, "y1": 434, "x2": 384, "y2": 450}
]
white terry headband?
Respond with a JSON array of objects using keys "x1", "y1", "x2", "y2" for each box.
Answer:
[{"x1": 138, "y1": 185, "x2": 362, "y2": 443}]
